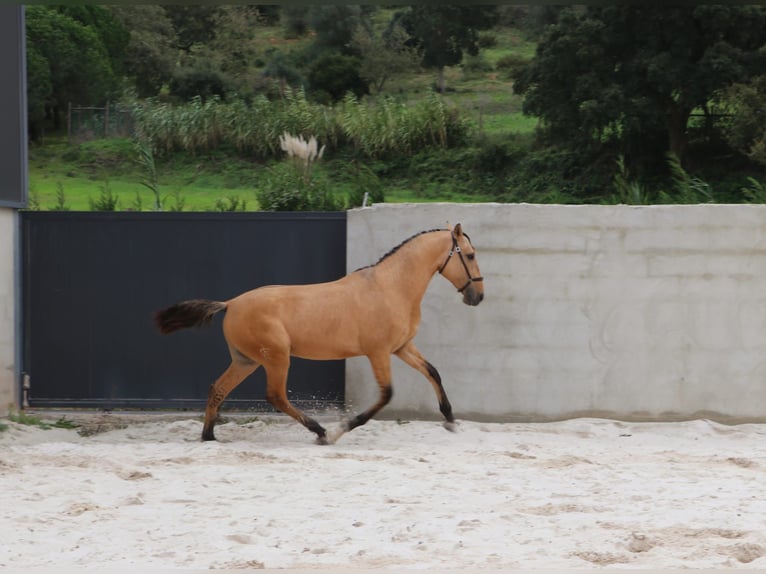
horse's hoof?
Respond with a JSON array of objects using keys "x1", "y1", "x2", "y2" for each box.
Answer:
[
  {"x1": 315, "y1": 435, "x2": 329, "y2": 446},
  {"x1": 443, "y1": 421, "x2": 458, "y2": 433},
  {"x1": 201, "y1": 431, "x2": 216, "y2": 441}
]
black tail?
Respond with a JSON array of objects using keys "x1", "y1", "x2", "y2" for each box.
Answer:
[{"x1": 154, "y1": 299, "x2": 227, "y2": 335}]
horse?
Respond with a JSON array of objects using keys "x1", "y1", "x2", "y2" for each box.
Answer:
[{"x1": 154, "y1": 223, "x2": 484, "y2": 444}]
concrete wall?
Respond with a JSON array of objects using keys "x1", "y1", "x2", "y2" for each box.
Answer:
[
  {"x1": 346, "y1": 203, "x2": 766, "y2": 423},
  {"x1": 0, "y1": 208, "x2": 18, "y2": 414}
]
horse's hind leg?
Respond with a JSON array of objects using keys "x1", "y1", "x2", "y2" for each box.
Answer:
[
  {"x1": 263, "y1": 355, "x2": 328, "y2": 444},
  {"x1": 202, "y1": 352, "x2": 259, "y2": 441},
  {"x1": 395, "y1": 341, "x2": 456, "y2": 431}
]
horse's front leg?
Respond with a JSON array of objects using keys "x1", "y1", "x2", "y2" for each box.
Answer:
[
  {"x1": 394, "y1": 341, "x2": 456, "y2": 431},
  {"x1": 329, "y1": 353, "x2": 393, "y2": 444}
]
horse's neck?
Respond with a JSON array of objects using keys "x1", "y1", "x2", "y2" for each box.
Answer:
[{"x1": 373, "y1": 231, "x2": 448, "y2": 307}]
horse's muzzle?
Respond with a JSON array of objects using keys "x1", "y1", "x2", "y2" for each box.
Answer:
[{"x1": 462, "y1": 285, "x2": 484, "y2": 306}]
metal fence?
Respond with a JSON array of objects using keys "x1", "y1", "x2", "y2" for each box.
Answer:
[
  {"x1": 21, "y1": 211, "x2": 347, "y2": 410},
  {"x1": 67, "y1": 102, "x2": 134, "y2": 144}
]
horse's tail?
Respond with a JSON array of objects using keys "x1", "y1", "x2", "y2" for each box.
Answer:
[{"x1": 154, "y1": 299, "x2": 227, "y2": 335}]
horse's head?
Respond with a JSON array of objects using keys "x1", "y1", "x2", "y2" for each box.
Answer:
[{"x1": 438, "y1": 223, "x2": 484, "y2": 306}]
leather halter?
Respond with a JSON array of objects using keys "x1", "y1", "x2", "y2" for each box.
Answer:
[{"x1": 437, "y1": 232, "x2": 484, "y2": 293}]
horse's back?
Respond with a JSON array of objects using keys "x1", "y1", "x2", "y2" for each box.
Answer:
[{"x1": 222, "y1": 277, "x2": 372, "y2": 360}]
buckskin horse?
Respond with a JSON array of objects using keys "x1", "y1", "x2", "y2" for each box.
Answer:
[{"x1": 154, "y1": 223, "x2": 484, "y2": 443}]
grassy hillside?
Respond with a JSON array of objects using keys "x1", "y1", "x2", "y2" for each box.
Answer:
[{"x1": 29, "y1": 21, "x2": 537, "y2": 211}]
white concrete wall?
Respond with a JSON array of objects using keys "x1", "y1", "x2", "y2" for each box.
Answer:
[
  {"x1": 346, "y1": 203, "x2": 766, "y2": 423},
  {"x1": 0, "y1": 208, "x2": 17, "y2": 414}
]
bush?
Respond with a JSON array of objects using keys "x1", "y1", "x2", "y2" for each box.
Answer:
[
  {"x1": 169, "y1": 63, "x2": 227, "y2": 102},
  {"x1": 345, "y1": 161, "x2": 384, "y2": 208},
  {"x1": 257, "y1": 162, "x2": 344, "y2": 211},
  {"x1": 477, "y1": 32, "x2": 498, "y2": 49},
  {"x1": 307, "y1": 54, "x2": 369, "y2": 102},
  {"x1": 89, "y1": 179, "x2": 120, "y2": 211},
  {"x1": 495, "y1": 54, "x2": 529, "y2": 79}
]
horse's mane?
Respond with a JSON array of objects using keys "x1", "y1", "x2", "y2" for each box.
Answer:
[{"x1": 355, "y1": 228, "x2": 445, "y2": 272}]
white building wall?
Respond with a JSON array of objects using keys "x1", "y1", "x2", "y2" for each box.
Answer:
[
  {"x1": 0, "y1": 208, "x2": 18, "y2": 414},
  {"x1": 346, "y1": 203, "x2": 766, "y2": 423}
]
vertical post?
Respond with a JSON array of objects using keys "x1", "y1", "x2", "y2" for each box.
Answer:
[
  {"x1": 67, "y1": 101, "x2": 72, "y2": 143},
  {"x1": 0, "y1": 5, "x2": 28, "y2": 414},
  {"x1": 104, "y1": 101, "x2": 110, "y2": 138}
]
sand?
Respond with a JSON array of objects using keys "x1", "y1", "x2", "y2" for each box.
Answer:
[{"x1": 1, "y1": 414, "x2": 765, "y2": 570}]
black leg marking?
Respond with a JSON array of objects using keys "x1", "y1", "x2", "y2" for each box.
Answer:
[
  {"x1": 306, "y1": 418, "x2": 327, "y2": 438},
  {"x1": 425, "y1": 361, "x2": 454, "y2": 423},
  {"x1": 347, "y1": 385, "x2": 393, "y2": 431},
  {"x1": 425, "y1": 361, "x2": 442, "y2": 384}
]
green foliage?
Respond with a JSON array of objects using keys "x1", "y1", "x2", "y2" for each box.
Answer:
[
  {"x1": 52, "y1": 182, "x2": 70, "y2": 211},
  {"x1": 722, "y1": 76, "x2": 766, "y2": 167},
  {"x1": 660, "y1": 153, "x2": 715, "y2": 204},
  {"x1": 308, "y1": 5, "x2": 367, "y2": 55},
  {"x1": 258, "y1": 162, "x2": 343, "y2": 211},
  {"x1": 25, "y1": 6, "x2": 124, "y2": 137},
  {"x1": 307, "y1": 54, "x2": 368, "y2": 103},
  {"x1": 89, "y1": 178, "x2": 120, "y2": 211},
  {"x1": 395, "y1": 5, "x2": 497, "y2": 91},
  {"x1": 131, "y1": 88, "x2": 468, "y2": 161},
  {"x1": 612, "y1": 155, "x2": 650, "y2": 205},
  {"x1": 351, "y1": 22, "x2": 419, "y2": 95},
  {"x1": 741, "y1": 177, "x2": 766, "y2": 203},
  {"x1": 166, "y1": 189, "x2": 187, "y2": 212},
  {"x1": 261, "y1": 49, "x2": 306, "y2": 95},
  {"x1": 214, "y1": 195, "x2": 248, "y2": 212},
  {"x1": 136, "y1": 139, "x2": 162, "y2": 210},
  {"x1": 339, "y1": 92, "x2": 469, "y2": 157},
  {"x1": 108, "y1": 6, "x2": 176, "y2": 98},
  {"x1": 7, "y1": 410, "x2": 80, "y2": 430},
  {"x1": 169, "y1": 61, "x2": 228, "y2": 102},
  {"x1": 514, "y1": 5, "x2": 766, "y2": 169},
  {"x1": 494, "y1": 54, "x2": 529, "y2": 79},
  {"x1": 346, "y1": 161, "x2": 384, "y2": 208}
]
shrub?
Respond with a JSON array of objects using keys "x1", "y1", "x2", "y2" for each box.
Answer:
[
  {"x1": 169, "y1": 63, "x2": 227, "y2": 102},
  {"x1": 346, "y1": 161, "x2": 384, "y2": 208},
  {"x1": 257, "y1": 163, "x2": 343, "y2": 211},
  {"x1": 307, "y1": 54, "x2": 369, "y2": 102},
  {"x1": 495, "y1": 54, "x2": 529, "y2": 79},
  {"x1": 89, "y1": 179, "x2": 120, "y2": 211}
]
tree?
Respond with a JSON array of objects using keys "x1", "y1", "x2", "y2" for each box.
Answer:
[
  {"x1": 308, "y1": 5, "x2": 368, "y2": 56},
  {"x1": 25, "y1": 6, "x2": 121, "y2": 134},
  {"x1": 262, "y1": 49, "x2": 305, "y2": 97},
  {"x1": 163, "y1": 6, "x2": 220, "y2": 52},
  {"x1": 723, "y1": 75, "x2": 766, "y2": 167},
  {"x1": 307, "y1": 53, "x2": 368, "y2": 102},
  {"x1": 394, "y1": 5, "x2": 497, "y2": 93},
  {"x1": 207, "y1": 6, "x2": 262, "y2": 96},
  {"x1": 513, "y1": 6, "x2": 766, "y2": 165},
  {"x1": 109, "y1": 6, "x2": 176, "y2": 97},
  {"x1": 351, "y1": 22, "x2": 419, "y2": 95}
]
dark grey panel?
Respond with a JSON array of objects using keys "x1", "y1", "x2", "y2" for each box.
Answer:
[
  {"x1": 22, "y1": 212, "x2": 346, "y2": 409},
  {"x1": 0, "y1": 5, "x2": 27, "y2": 208}
]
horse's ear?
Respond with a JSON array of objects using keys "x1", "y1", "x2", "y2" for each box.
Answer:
[{"x1": 454, "y1": 223, "x2": 463, "y2": 237}]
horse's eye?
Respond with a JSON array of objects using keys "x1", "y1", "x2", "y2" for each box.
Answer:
[{"x1": 467, "y1": 253, "x2": 475, "y2": 261}]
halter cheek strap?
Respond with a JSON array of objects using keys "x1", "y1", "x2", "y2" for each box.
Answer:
[{"x1": 438, "y1": 233, "x2": 484, "y2": 293}]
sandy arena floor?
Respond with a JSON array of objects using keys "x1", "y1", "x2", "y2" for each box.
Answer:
[{"x1": 1, "y1": 414, "x2": 765, "y2": 569}]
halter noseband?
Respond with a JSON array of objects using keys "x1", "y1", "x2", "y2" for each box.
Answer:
[{"x1": 437, "y1": 232, "x2": 484, "y2": 293}]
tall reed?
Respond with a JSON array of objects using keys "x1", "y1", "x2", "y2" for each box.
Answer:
[{"x1": 130, "y1": 89, "x2": 468, "y2": 160}]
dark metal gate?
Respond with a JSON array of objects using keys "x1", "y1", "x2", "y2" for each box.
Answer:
[{"x1": 22, "y1": 212, "x2": 346, "y2": 410}]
